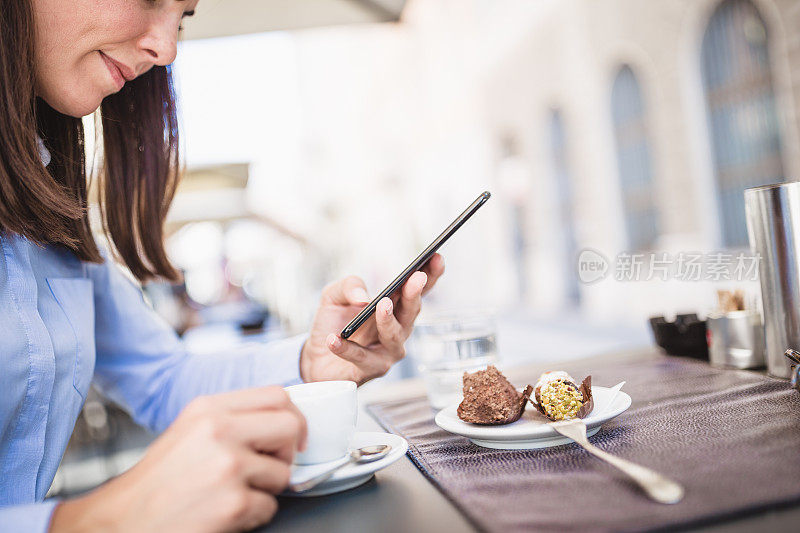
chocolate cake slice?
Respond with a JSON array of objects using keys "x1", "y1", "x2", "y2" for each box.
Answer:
[{"x1": 457, "y1": 365, "x2": 533, "y2": 425}]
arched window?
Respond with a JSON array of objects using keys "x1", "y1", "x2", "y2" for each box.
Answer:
[
  {"x1": 702, "y1": 0, "x2": 785, "y2": 247},
  {"x1": 549, "y1": 110, "x2": 581, "y2": 306},
  {"x1": 611, "y1": 65, "x2": 659, "y2": 251},
  {"x1": 498, "y1": 135, "x2": 531, "y2": 300}
]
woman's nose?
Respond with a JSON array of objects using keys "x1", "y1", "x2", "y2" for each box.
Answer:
[{"x1": 137, "y1": 17, "x2": 179, "y2": 67}]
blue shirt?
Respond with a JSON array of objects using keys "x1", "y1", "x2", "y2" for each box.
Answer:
[{"x1": 0, "y1": 234, "x2": 305, "y2": 531}]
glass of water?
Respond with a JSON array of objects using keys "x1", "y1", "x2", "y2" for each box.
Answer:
[{"x1": 410, "y1": 311, "x2": 499, "y2": 409}]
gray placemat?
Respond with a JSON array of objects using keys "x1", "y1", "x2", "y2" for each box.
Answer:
[{"x1": 366, "y1": 356, "x2": 800, "y2": 532}]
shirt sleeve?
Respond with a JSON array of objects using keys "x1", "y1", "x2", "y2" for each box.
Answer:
[
  {"x1": 89, "y1": 258, "x2": 306, "y2": 434},
  {"x1": 0, "y1": 500, "x2": 58, "y2": 533}
]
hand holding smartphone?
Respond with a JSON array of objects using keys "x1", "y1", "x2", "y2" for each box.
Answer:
[{"x1": 341, "y1": 191, "x2": 491, "y2": 339}]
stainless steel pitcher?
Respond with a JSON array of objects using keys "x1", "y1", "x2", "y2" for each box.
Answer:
[{"x1": 744, "y1": 182, "x2": 800, "y2": 378}]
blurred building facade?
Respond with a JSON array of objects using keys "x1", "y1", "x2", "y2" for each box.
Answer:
[
  {"x1": 485, "y1": 0, "x2": 799, "y2": 324},
  {"x1": 168, "y1": 0, "x2": 800, "y2": 333}
]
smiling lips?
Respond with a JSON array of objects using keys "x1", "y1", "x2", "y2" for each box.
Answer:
[{"x1": 100, "y1": 51, "x2": 135, "y2": 90}]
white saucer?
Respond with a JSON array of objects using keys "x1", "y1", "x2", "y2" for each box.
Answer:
[
  {"x1": 434, "y1": 385, "x2": 631, "y2": 449},
  {"x1": 283, "y1": 432, "x2": 408, "y2": 497}
]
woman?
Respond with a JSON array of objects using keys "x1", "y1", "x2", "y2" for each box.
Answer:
[{"x1": 0, "y1": 0, "x2": 444, "y2": 531}]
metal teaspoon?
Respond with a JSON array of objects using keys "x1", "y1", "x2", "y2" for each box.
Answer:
[
  {"x1": 288, "y1": 444, "x2": 392, "y2": 493},
  {"x1": 551, "y1": 419, "x2": 684, "y2": 504}
]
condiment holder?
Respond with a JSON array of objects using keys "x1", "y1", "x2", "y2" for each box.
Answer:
[
  {"x1": 707, "y1": 310, "x2": 765, "y2": 369},
  {"x1": 649, "y1": 314, "x2": 708, "y2": 360}
]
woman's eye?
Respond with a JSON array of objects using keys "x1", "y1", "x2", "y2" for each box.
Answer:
[{"x1": 180, "y1": 9, "x2": 194, "y2": 31}]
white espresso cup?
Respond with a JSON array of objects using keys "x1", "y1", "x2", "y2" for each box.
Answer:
[{"x1": 285, "y1": 380, "x2": 357, "y2": 465}]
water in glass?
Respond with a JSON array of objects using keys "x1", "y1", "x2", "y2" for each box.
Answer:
[{"x1": 411, "y1": 314, "x2": 498, "y2": 409}]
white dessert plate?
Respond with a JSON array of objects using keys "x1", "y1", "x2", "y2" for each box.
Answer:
[
  {"x1": 434, "y1": 385, "x2": 631, "y2": 450},
  {"x1": 283, "y1": 431, "x2": 408, "y2": 497}
]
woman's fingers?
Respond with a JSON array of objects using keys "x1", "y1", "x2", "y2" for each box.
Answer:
[
  {"x1": 322, "y1": 275, "x2": 370, "y2": 306},
  {"x1": 326, "y1": 333, "x2": 368, "y2": 365},
  {"x1": 242, "y1": 453, "x2": 293, "y2": 495},
  {"x1": 375, "y1": 297, "x2": 406, "y2": 359},
  {"x1": 326, "y1": 333, "x2": 391, "y2": 378},
  {"x1": 230, "y1": 411, "x2": 307, "y2": 463},
  {"x1": 194, "y1": 386, "x2": 289, "y2": 412},
  {"x1": 228, "y1": 490, "x2": 279, "y2": 531},
  {"x1": 185, "y1": 388, "x2": 308, "y2": 453},
  {"x1": 394, "y1": 271, "x2": 427, "y2": 329},
  {"x1": 420, "y1": 253, "x2": 445, "y2": 296}
]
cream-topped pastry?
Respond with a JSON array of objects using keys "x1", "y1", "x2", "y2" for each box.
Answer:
[
  {"x1": 532, "y1": 371, "x2": 594, "y2": 421},
  {"x1": 534, "y1": 371, "x2": 575, "y2": 390}
]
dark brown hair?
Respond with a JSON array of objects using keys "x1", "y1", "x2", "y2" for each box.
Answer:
[{"x1": 0, "y1": 0, "x2": 180, "y2": 281}]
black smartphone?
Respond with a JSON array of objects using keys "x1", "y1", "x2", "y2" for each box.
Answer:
[{"x1": 340, "y1": 191, "x2": 491, "y2": 339}]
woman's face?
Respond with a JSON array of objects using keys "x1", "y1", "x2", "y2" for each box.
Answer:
[{"x1": 32, "y1": 0, "x2": 198, "y2": 117}]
